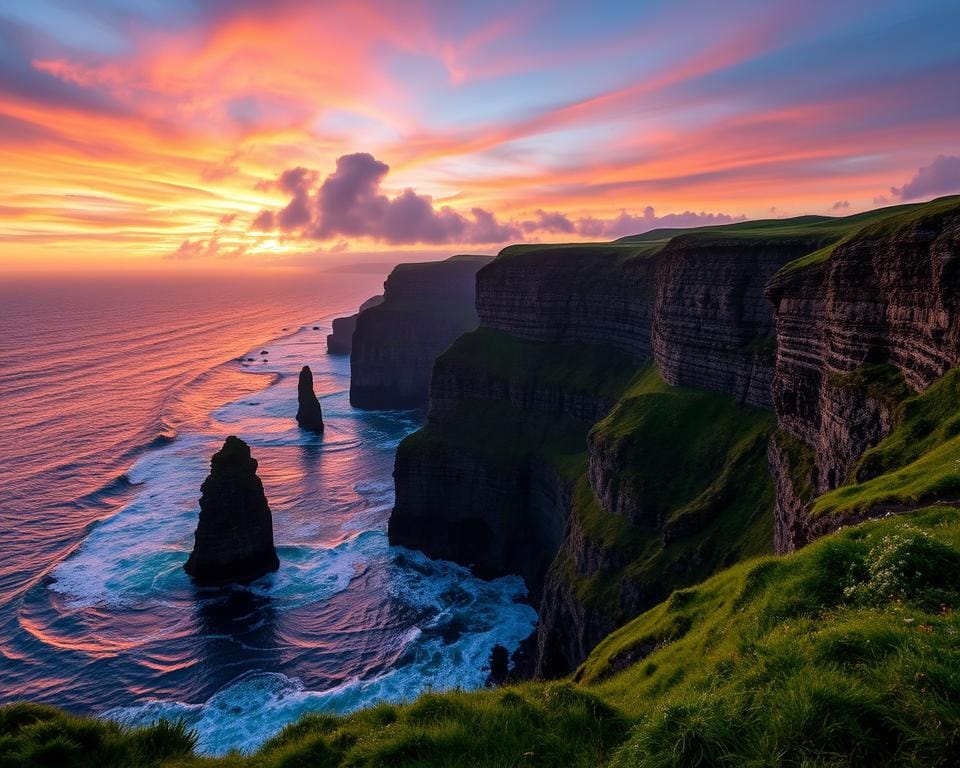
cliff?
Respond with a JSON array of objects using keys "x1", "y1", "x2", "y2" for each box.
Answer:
[
  {"x1": 350, "y1": 255, "x2": 492, "y2": 409},
  {"x1": 766, "y1": 196, "x2": 960, "y2": 551},
  {"x1": 475, "y1": 244, "x2": 657, "y2": 359},
  {"x1": 477, "y1": 225, "x2": 841, "y2": 409},
  {"x1": 392, "y1": 230, "x2": 790, "y2": 674},
  {"x1": 326, "y1": 294, "x2": 382, "y2": 355},
  {"x1": 390, "y1": 195, "x2": 960, "y2": 677}
]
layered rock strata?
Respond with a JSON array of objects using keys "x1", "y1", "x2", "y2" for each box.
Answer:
[
  {"x1": 390, "y1": 197, "x2": 960, "y2": 677},
  {"x1": 767, "y1": 203, "x2": 960, "y2": 551}
]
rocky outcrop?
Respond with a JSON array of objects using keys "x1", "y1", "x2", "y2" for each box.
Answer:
[
  {"x1": 184, "y1": 436, "x2": 279, "y2": 586},
  {"x1": 326, "y1": 295, "x2": 383, "y2": 355},
  {"x1": 295, "y1": 366, "x2": 324, "y2": 432},
  {"x1": 351, "y1": 255, "x2": 492, "y2": 409},
  {"x1": 767, "y1": 203, "x2": 960, "y2": 551}
]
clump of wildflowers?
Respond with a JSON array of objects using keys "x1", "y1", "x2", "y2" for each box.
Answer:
[{"x1": 843, "y1": 525, "x2": 960, "y2": 610}]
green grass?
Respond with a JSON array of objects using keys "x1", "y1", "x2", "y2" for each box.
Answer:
[
  {"x1": 436, "y1": 328, "x2": 643, "y2": 403},
  {"x1": 557, "y1": 367, "x2": 775, "y2": 624},
  {"x1": 493, "y1": 197, "x2": 960, "y2": 284},
  {"x1": 775, "y1": 194, "x2": 960, "y2": 276},
  {"x1": 812, "y1": 365, "x2": 960, "y2": 518},
  {"x1": 772, "y1": 429, "x2": 818, "y2": 503},
  {"x1": 584, "y1": 505, "x2": 960, "y2": 767},
  {"x1": 828, "y1": 362, "x2": 913, "y2": 413},
  {"x1": 0, "y1": 703, "x2": 196, "y2": 767},
  {"x1": 588, "y1": 368, "x2": 774, "y2": 529},
  {"x1": 0, "y1": 686, "x2": 628, "y2": 768}
]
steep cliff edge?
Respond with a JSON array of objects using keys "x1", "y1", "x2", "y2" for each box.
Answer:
[
  {"x1": 477, "y1": 223, "x2": 852, "y2": 409},
  {"x1": 650, "y1": 234, "x2": 824, "y2": 407},
  {"x1": 767, "y1": 196, "x2": 960, "y2": 551},
  {"x1": 350, "y1": 255, "x2": 491, "y2": 409},
  {"x1": 475, "y1": 243, "x2": 657, "y2": 359},
  {"x1": 391, "y1": 330, "x2": 639, "y2": 598},
  {"x1": 392, "y1": 232, "x2": 785, "y2": 675}
]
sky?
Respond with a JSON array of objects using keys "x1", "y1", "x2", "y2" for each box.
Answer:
[{"x1": 1, "y1": 0, "x2": 959, "y2": 272}]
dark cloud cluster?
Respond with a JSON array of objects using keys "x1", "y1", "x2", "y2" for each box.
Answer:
[
  {"x1": 252, "y1": 153, "x2": 520, "y2": 244},
  {"x1": 521, "y1": 209, "x2": 576, "y2": 234},
  {"x1": 892, "y1": 155, "x2": 960, "y2": 200},
  {"x1": 252, "y1": 153, "x2": 747, "y2": 246},
  {"x1": 831, "y1": 200, "x2": 850, "y2": 211}
]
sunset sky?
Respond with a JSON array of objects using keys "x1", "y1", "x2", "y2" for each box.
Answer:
[{"x1": 2, "y1": 0, "x2": 959, "y2": 272}]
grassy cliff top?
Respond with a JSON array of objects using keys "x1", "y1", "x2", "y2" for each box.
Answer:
[
  {"x1": 774, "y1": 194, "x2": 960, "y2": 277},
  {"x1": 492, "y1": 196, "x2": 960, "y2": 274},
  {"x1": 388, "y1": 253, "x2": 493, "y2": 275}
]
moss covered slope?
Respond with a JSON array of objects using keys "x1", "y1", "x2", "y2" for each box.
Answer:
[{"x1": 812, "y1": 365, "x2": 960, "y2": 519}]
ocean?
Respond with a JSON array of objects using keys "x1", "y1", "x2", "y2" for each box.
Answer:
[{"x1": 0, "y1": 271, "x2": 536, "y2": 754}]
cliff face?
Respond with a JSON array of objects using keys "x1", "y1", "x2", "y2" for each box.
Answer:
[
  {"x1": 326, "y1": 295, "x2": 382, "y2": 355},
  {"x1": 389, "y1": 196, "x2": 960, "y2": 678},
  {"x1": 476, "y1": 235, "x2": 819, "y2": 409},
  {"x1": 476, "y1": 245, "x2": 657, "y2": 360},
  {"x1": 350, "y1": 255, "x2": 491, "y2": 409},
  {"x1": 391, "y1": 436, "x2": 571, "y2": 600},
  {"x1": 392, "y1": 235, "x2": 782, "y2": 675},
  {"x1": 651, "y1": 236, "x2": 823, "y2": 407},
  {"x1": 767, "y1": 201, "x2": 960, "y2": 551},
  {"x1": 390, "y1": 329, "x2": 638, "y2": 600}
]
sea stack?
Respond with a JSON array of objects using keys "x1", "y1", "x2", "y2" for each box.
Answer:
[
  {"x1": 184, "y1": 436, "x2": 279, "y2": 586},
  {"x1": 296, "y1": 365, "x2": 324, "y2": 432}
]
